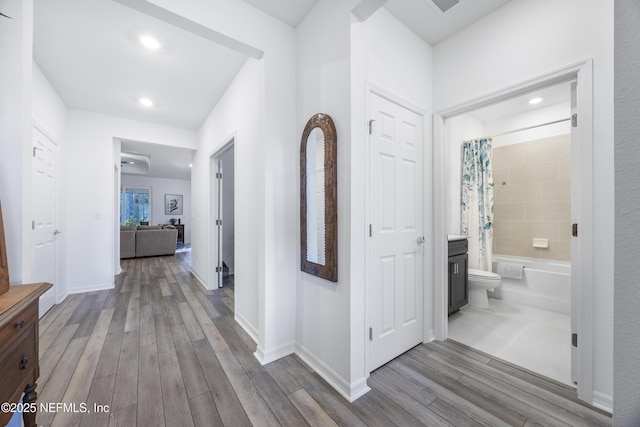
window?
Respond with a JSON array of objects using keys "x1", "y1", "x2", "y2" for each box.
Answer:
[{"x1": 120, "y1": 186, "x2": 151, "y2": 225}]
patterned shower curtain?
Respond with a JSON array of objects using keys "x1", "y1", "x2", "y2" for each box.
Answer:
[{"x1": 461, "y1": 138, "x2": 494, "y2": 271}]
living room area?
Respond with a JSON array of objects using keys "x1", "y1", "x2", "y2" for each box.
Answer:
[{"x1": 118, "y1": 139, "x2": 193, "y2": 260}]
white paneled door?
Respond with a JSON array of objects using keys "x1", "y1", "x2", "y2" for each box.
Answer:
[
  {"x1": 32, "y1": 127, "x2": 58, "y2": 317},
  {"x1": 369, "y1": 93, "x2": 424, "y2": 371}
]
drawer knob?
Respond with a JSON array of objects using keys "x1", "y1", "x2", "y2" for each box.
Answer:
[
  {"x1": 14, "y1": 320, "x2": 25, "y2": 329},
  {"x1": 20, "y1": 355, "x2": 28, "y2": 370}
]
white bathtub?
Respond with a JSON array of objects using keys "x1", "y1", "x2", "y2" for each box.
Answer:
[{"x1": 491, "y1": 255, "x2": 571, "y2": 314}]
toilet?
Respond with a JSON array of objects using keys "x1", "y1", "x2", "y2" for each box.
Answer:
[{"x1": 468, "y1": 268, "x2": 501, "y2": 309}]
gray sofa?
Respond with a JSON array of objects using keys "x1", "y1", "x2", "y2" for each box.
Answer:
[
  {"x1": 120, "y1": 225, "x2": 137, "y2": 259},
  {"x1": 120, "y1": 225, "x2": 178, "y2": 259}
]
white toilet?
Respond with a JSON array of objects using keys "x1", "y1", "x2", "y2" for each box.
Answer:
[{"x1": 468, "y1": 268, "x2": 501, "y2": 309}]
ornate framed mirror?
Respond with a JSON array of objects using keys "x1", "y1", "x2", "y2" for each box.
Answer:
[{"x1": 300, "y1": 113, "x2": 337, "y2": 282}]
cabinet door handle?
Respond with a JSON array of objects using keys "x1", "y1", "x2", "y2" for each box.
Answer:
[
  {"x1": 14, "y1": 320, "x2": 25, "y2": 329},
  {"x1": 20, "y1": 355, "x2": 28, "y2": 370}
]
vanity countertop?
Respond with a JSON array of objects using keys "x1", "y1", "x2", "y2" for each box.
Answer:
[{"x1": 447, "y1": 234, "x2": 468, "y2": 242}]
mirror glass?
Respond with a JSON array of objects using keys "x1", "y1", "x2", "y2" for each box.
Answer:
[
  {"x1": 300, "y1": 113, "x2": 337, "y2": 282},
  {"x1": 306, "y1": 127, "x2": 326, "y2": 265}
]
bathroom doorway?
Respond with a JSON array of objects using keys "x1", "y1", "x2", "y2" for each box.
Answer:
[
  {"x1": 446, "y1": 81, "x2": 574, "y2": 385},
  {"x1": 433, "y1": 61, "x2": 595, "y2": 403}
]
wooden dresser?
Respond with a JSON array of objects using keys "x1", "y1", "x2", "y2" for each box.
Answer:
[
  {"x1": 0, "y1": 201, "x2": 52, "y2": 426},
  {"x1": 0, "y1": 282, "x2": 52, "y2": 427}
]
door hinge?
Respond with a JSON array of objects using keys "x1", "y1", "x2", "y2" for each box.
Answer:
[
  {"x1": 369, "y1": 327, "x2": 373, "y2": 341},
  {"x1": 572, "y1": 333, "x2": 578, "y2": 347},
  {"x1": 32, "y1": 220, "x2": 35, "y2": 230},
  {"x1": 216, "y1": 172, "x2": 222, "y2": 179},
  {"x1": 572, "y1": 223, "x2": 578, "y2": 237},
  {"x1": 572, "y1": 113, "x2": 578, "y2": 127},
  {"x1": 216, "y1": 219, "x2": 222, "y2": 226},
  {"x1": 369, "y1": 224, "x2": 372, "y2": 237},
  {"x1": 368, "y1": 119, "x2": 375, "y2": 135}
]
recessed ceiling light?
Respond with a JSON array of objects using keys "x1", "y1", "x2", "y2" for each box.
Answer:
[
  {"x1": 129, "y1": 161, "x2": 135, "y2": 164},
  {"x1": 140, "y1": 35, "x2": 160, "y2": 50},
  {"x1": 529, "y1": 97, "x2": 543, "y2": 105},
  {"x1": 139, "y1": 98, "x2": 153, "y2": 107},
  {"x1": 188, "y1": 164, "x2": 193, "y2": 168}
]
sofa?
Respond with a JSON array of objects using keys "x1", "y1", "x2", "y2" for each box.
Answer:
[
  {"x1": 120, "y1": 225, "x2": 178, "y2": 259},
  {"x1": 120, "y1": 225, "x2": 137, "y2": 258}
]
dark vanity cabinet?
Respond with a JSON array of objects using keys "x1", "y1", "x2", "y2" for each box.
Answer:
[{"x1": 448, "y1": 238, "x2": 468, "y2": 315}]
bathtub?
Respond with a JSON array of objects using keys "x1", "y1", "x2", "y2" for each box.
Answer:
[{"x1": 491, "y1": 255, "x2": 571, "y2": 314}]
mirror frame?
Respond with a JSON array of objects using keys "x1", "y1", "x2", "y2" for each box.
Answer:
[{"x1": 300, "y1": 113, "x2": 338, "y2": 282}]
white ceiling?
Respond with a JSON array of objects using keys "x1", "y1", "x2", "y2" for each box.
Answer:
[
  {"x1": 470, "y1": 82, "x2": 572, "y2": 123},
  {"x1": 241, "y1": 0, "x2": 318, "y2": 28},
  {"x1": 385, "y1": 0, "x2": 512, "y2": 45},
  {"x1": 33, "y1": 0, "x2": 248, "y2": 131},
  {"x1": 33, "y1": 0, "x2": 515, "y2": 180},
  {"x1": 120, "y1": 140, "x2": 195, "y2": 181}
]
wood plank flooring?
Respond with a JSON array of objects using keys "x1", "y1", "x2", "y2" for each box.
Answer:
[{"x1": 36, "y1": 252, "x2": 611, "y2": 426}]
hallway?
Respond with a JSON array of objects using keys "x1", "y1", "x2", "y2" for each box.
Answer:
[{"x1": 34, "y1": 253, "x2": 611, "y2": 426}]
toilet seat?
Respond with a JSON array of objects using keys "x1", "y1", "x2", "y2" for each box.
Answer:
[{"x1": 468, "y1": 268, "x2": 501, "y2": 287}]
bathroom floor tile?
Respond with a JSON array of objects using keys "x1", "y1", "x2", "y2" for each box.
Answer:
[{"x1": 448, "y1": 298, "x2": 573, "y2": 386}]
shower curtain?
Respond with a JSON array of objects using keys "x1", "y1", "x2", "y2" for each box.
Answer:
[{"x1": 461, "y1": 138, "x2": 494, "y2": 271}]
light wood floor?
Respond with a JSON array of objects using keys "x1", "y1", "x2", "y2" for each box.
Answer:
[{"x1": 36, "y1": 251, "x2": 611, "y2": 426}]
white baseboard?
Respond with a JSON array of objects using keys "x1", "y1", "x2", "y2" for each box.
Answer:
[
  {"x1": 56, "y1": 291, "x2": 69, "y2": 304},
  {"x1": 425, "y1": 329, "x2": 436, "y2": 342},
  {"x1": 295, "y1": 344, "x2": 371, "y2": 402},
  {"x1": 255, "y1": 341, "x2": 295, "y2": 366},
  {"x1": 234, "y1": 311, "x2": 259, "y2": 343},
  {"x1": 68, "y1": 282, "x2": 114, "y2": 294},
  {"x1": 189, "y1": 268, "x2": 206, "y2": 287},
  {"x1": 592, "y1": 390, "x2": 613, "y2": 414}
]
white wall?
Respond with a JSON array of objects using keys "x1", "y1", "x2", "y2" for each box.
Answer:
[
  {"x1": 434, "y1": 0, "x2": 613, "y2": 407},
  {"x1": 296, "y1": 0, "x2": 356, "y2": 398},
  {"x1": 0, "y1": 0, "x2": 32, "y2": 285},
  {"x1": 193, "y1": 58, "x2": 264, "y2": 338},
  {"x1": 614, "y1": 0, "x2": 640, "y2": 424},
  {"x1": 139, "y1": 0, "x2": 298, "y2": 364},
  {"x1": 32, "y1": 63, "x2": 67, "y2": 142},
  {"x1": 487, "y1": 102, "x2": 571, "y2": 147},
  {"x1": 295, "y1": 3, "x2": 433, "y2": 400},
  {"x1": 121, "y1": 174, "x2": 192, "y2": 243},
  {"x1": 64, "y1": 110, "x2": 196, "y2": 293}
]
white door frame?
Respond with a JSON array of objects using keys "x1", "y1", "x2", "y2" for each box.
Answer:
[
  {"x1": 432, "y1": 60, "x2": 595, "y2": 403},
  {"x1": 209, "y1": 135, "x2": 235, "y2": 290},
  {"x1": 365, "y1": 83, "x2": 430, "y2": 374}
]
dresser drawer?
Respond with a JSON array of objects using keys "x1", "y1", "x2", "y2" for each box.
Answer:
[
  {"x1": 0, "y1": 327, "x2": 37, "y2": 405},
  {"x1": 0, "y1": 303, "x2": 37, "y2": 352}
]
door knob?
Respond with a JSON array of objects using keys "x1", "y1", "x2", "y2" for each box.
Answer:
[
  {"x1": 416, "y1": 236, "x2": 425, "y2": 245},
  {"x1": 53, "y1": 229, "x2": 61, "y2": 235}
]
